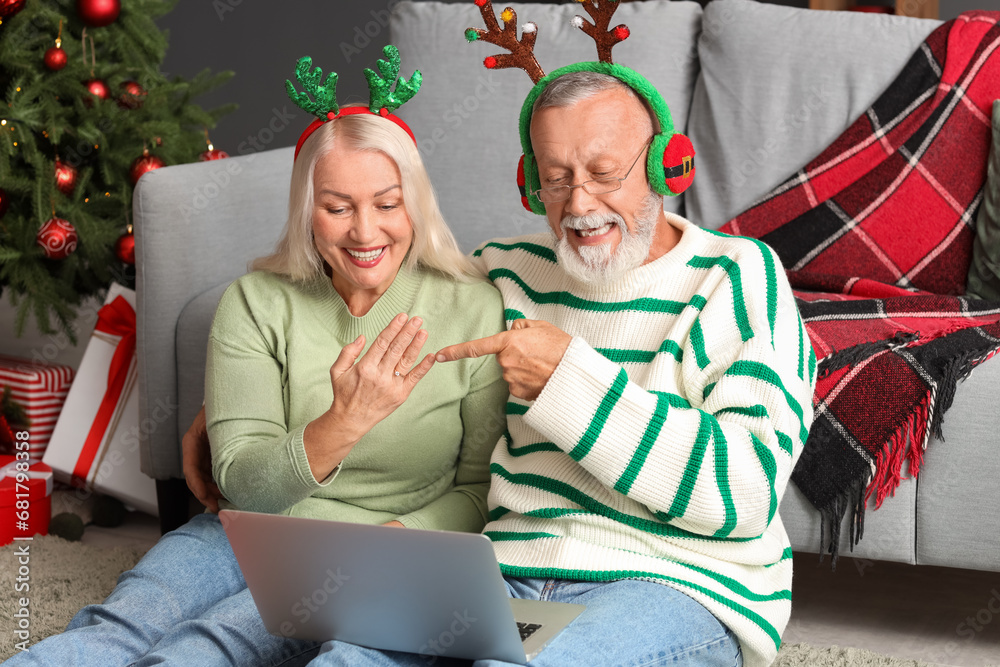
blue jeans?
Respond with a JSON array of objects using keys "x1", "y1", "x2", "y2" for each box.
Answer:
[
  {"x1": 5, "y1": 516, "x2": 741, "y2": 667},
  {"x1": 2, "y1": 513, "x2": 321, "y2": 667},
  {"x1": 310, "y1": 576, "x2": 743, "y2": 667}
]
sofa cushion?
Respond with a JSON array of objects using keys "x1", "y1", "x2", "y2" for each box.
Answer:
[
  {"x1": 389, "y1": 0, "x2": 703, "y2": 251},
  {"x1": 686, "y1": 0, "x2": 940, "y2": 229},
  {"x1": 175, "y1": 280, "x2": 233, "y2": 450},
  {"x1": 966, "y1": 100, "x2": 1000, "y2": 300}
]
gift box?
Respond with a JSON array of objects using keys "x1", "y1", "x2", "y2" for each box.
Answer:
[
  {"x1": 0, "y1": 355, "x2": 75, "y2": 460},
  {"x1": 0, "y1": 456, "x2": 54, "y2": 546},
  {"x1": 44, "y1": 283, "x2": 158, "y2": 516}
]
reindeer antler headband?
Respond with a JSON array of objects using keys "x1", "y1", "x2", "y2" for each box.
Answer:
[
  {"x1": 287, "y1": 45, "x2": 423, "y2": 161},
  {"x1": 466, "y1": 0, "x2": 697, "y2": 214}
]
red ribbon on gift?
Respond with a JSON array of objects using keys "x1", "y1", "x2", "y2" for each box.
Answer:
[{"x1": 72, "y1": 296, "x2": 136, "y2": 487}]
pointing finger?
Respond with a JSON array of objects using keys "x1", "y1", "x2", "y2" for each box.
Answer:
[{"x1": 435, "y1": 331, "x2": 508, "y2": 362}]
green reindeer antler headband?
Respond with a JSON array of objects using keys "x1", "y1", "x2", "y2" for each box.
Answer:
[{"x1": 288, "y1": 45, "x2": 423, "y2": 160}]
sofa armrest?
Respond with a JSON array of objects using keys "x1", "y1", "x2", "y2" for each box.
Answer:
[{"x1": 134, "y1": 146, "x2": 294, "y2": 480}]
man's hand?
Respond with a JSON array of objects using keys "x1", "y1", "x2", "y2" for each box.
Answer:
[
  {"x1": 435, "y1": 319, "x2": 572, "y2": 401},
  {"x1": 182, "y1": 405, "x2": 223, "y2": 513}
]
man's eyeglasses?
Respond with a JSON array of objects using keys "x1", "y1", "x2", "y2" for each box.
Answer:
[{"x1": 531, "y1": 138, "x2": 652, "y2": 204}]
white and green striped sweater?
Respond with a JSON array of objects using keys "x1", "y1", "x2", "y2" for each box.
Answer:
[{"x1": 473, "y1": 213, "x2": 816, "y2": 667}]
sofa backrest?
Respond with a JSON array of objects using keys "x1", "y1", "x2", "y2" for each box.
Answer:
[
  {"x1": 391, "y1": 0, "x2": 942, "y2": 236},
  {"x1": 389, "y1": 0, "x2": 703, "y2": 250},
  {"x1": 685, "y1": 0, "x2": 941, "y2": 228}
]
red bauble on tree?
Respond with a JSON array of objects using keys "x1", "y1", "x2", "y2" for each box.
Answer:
[
  {"x1": 83, "y1": 78, "x2": 111, "y2": 106},
  {"x1": 114, "y1": 228, "x2": 135, "y2": 264},
  {"x1": 36, "y1": 217, "x2": 79, "y2": 260},
  {"x1": 0, "y1": 187, "x2": 9, "y2": 219},
  {"x1": 0, "y1": 0, "x2": 26, "y2": 22},
  {"x1": 199, "y1": 145, "x2": 229, "y2": 161},
  {"x1": 54, "y1": 159, "x2": 78, "y2": 196},
  {"x1": 118, "y1": 80, "x2": 146, "y2": 109},
  {"x1": 45, "y1": 22, "x2": 68, "y2": 70},
  {"x1": 77, "y1": 0, "x2": 120, "y2": 27},
  {"x1": 45, "y1": 46, "x2": 68, "y2": 70},
  {"x1": 199, "y1": 129, "x2": 228, "y2": 161},
  {"x1": 130, "y1": 150, "x2": 165, "y2": 185}
]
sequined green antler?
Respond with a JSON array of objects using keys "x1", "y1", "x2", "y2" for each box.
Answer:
[
  {"x1": 286, "y1": 56, "x2": 340, "y2": 119},
  {"x1": 364, "y1": 45, "x2": 423, "y2": 114}
]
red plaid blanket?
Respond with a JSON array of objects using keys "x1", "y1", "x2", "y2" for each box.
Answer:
[{"x1": 720, "y1": 12, "x2": 1000, "y2": 564}]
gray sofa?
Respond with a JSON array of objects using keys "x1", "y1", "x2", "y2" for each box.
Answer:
[{"x1": 134, "y1": 0, "x2": 1000, "y2": 571}]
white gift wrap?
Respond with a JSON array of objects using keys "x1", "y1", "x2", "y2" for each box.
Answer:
[{"x1": 44, "y1": 283, "x2": 158, "y2": 516}]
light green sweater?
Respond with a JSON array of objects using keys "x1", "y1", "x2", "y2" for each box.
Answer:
[{"x1": 204, "y1": 266, "x2": 508, "y2": 533}]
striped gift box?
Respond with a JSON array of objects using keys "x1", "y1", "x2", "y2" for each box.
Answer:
[{"x1": 0, "y1": 355, "x2": 75, "y2": 460}]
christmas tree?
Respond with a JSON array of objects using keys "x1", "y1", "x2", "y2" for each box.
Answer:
[{"x1": 0, "y1": 0, "x2": 234, "y2": 343}]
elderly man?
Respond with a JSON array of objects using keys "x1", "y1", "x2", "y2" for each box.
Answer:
[{"x1": 185, "y1": 71, "x2": 814, "y2": 667}]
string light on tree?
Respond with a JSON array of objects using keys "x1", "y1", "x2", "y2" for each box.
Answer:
[
  {"x1": 44, "y1": 21, "x2": 68, "y2": 71},
  {"x1": 36, "y1": 217, "x2": 79, "y2": 260},
  {"x1": 77, "y1": 0, "x2": 120, "y2": 27}
]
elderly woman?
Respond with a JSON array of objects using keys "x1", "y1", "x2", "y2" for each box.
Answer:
[{"x1": 6, "y1": 53, "x2": 507, "y2": 667}]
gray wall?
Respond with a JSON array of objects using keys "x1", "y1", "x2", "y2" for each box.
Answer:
[{"x1": 157, "y1": 0, "x2": 415, "y2": 159}]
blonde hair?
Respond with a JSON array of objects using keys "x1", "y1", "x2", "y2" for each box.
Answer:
[{"x1": 251, "y1": 113, "x2": 476, "y2": 281}]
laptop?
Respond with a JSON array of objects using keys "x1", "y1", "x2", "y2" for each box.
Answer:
[{"x1": 220, "y1": 509, "x2": 585, "y2": 663}]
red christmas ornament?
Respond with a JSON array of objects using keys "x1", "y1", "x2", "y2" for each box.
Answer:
[
  {"x1": 0, "y1": 187, "x2": 9, "y2": 219},
  {"x1": 0, "y1": 0, "x2": 27, "y2": 22},
  {"x1": 129, "y1": 150, "x2": 166, "y2": 185},
  {"x1": 199, "y1": 148, "x2": 229, "y2": 162},
  {"x1": 45, "y1": 47, "x2": 68, "y2": 71},
  {"x1": 613, "y1": 25, "x2": 630, "y2": 41},
  {"x1": 36, "y1": 217, "x2": 79, "y2": 260},
  {"x1": 484, "y1": 56, "x2": 498, "y2": 69},
  {"x1": 83, "y1": 78, "x2": 111, "y2": 107},
  {"x1": 76, "y1": 0, "x2": 120, "y2": 27},
  {"x1": 117, "y1": 80, "x2": 146, "y2": 109},
  {"x1": 54, "y1": 160, "x2": 78, "y2": 196},
  {"x1": 114, "y1": 230, "x2": 135, "y2": 265}
]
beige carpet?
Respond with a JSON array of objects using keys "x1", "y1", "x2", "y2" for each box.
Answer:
[
  {"x1": 1, "y1": 534, "x2": 148, "y2": 661},
  {"x1": 0, "y1": 535, "x2": 967, "y2": 665}
]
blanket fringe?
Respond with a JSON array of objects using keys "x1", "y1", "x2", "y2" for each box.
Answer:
[
  {"x1": 816, "y1": 342, "x2": 995, "y2": 569},
  {"x1": 868, "y1": 399, "x2": 929, "y2": 508},
  {"x1": 817, "y1": 474, "x2": 868, "y2": 570}
]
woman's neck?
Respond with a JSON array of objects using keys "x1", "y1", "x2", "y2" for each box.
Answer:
[{"x1": 330, "y1": 268, "x2": 401, "y2": 317}]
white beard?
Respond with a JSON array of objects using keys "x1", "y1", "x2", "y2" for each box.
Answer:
[{"x1": 554, "y1": 192, "x2": 662, "y2": 285}]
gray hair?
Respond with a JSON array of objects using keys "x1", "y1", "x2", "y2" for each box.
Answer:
[{"x1": 532, "y1": 71, "x2": 658, "y2": 134}]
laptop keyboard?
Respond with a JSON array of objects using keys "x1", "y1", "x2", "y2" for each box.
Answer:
[{"x1": 517, "y1": 622, "x2": 542, "y2": 642}]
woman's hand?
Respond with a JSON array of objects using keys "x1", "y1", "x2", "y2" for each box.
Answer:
[
  {"x1": 329, "y1": 312, "x2": 436, "y2": 436},
  {"x1": 303, "y1": 313, "x2": 436, "y2": 480},
  {"x1": 182, "y1": 405, "x2": 223, "y2": 513}
]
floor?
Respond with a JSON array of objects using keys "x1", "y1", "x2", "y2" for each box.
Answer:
[{"x1": 83, "y1": 506, "x2": 1000, "y2": 667}]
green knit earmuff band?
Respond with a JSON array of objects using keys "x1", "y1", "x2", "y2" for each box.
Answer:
[{"x1": 518, "y1": 61, "x2": 677, "y2": 215}]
